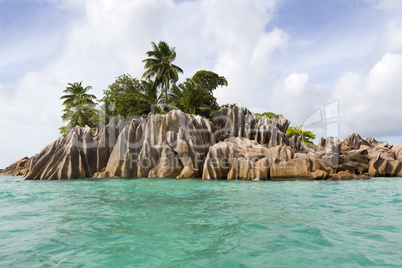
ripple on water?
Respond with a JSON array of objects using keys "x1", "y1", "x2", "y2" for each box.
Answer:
[{"x1": 0, "y1": 176, "x2": 402, "y2": 267}]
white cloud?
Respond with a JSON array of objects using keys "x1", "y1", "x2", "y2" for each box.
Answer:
[
  {"x1": 333, "y1": 53, "x2": 402, "y2": 139},
  {"x1": 270, "y1": 73, "x2": 330, "y2": 124},
  {"x1": 2, "y1": 0, "x2": 402, "y2": 168},
  {"x1": 0, "y1": 0, "x2": 283, "y2": 167}
]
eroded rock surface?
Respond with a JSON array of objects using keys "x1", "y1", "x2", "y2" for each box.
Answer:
[
  {"x1": 12, "y1": 107, "x2": 402, "y2": 181},
  {"x1": 25, "y1": 119, "x2": 126, "y2": 180},
  {"x1": 0, "y1": 157, "x2": 31, "y2": 176},
  {"x1": 95, "y1": 110, "x2": 213, "y2": 179},
  {"x1": 202, "y1": 137, "x2": 332, "y2": 181}
]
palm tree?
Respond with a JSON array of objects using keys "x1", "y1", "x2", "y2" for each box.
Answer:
[
  {"x1": 140, "y1": 80, "x2": 159, "y2": 106},
  {"x1": 142, "y1": 41, "x2": 183, "y2": 104},
  {"x1": 59, "y1": 82, "x2": 98, "y2": 136},
  {"x1": 60, "y1": 81, "x2": 97, "y2": 110},
  {"x1": 170, "y1": 78, "x2": 213, "y2": 117}
]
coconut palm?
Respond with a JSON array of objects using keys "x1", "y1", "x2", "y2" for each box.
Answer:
[
  {"x1": 170, "y1": 78, "x2": 213, "y2": 117},
  {"x1": 142, "y1": 41, "x2": 183, "y2": 104},
  {"x1": 59, "y1": 82, "x2": 98, "y2": 136},
  {"x1": 60, "y1": 81, "x2": 97, "y2": 110}
]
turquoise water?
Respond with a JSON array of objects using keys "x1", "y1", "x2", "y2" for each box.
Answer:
[{"x1": 1, "y1": 176, "x2": 402, "y2": 267}]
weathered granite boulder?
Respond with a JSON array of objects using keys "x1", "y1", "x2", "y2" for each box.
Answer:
[
  {"x1": 26, "y1": 126, "x2": 99, "y2": 180},
  {"x1": 316, "y1": 137, "x2": 340, "y2": 154},
  {"x1": 251, "y1": 115, "x2": 291, "y2": 148},
  {"x1": 15, "y1": 105, "x2": 402, "y2": 181},
  {"x1": 364, "y1": 137, "x2": 392, "y2": 149},
  {"x1": 202, "y1": 137, "x2": 331, "y2": 180},
  {"x1": 367, "y1": 148, "x2": 395, "y2": 161},
  {"x1": 336, "y1": 149, "x2": 370, "y2": 175},
  {"x1": 303, "y1": 136, "x2": 340, "y2": 168},
  {"x1": 343, "y1": 133, "x2": 370, "y2": 150},
  {"x1": 368, "y1": 155, "x2": 402, "y2": 177},
  {"x1": 392, "y1": 145, "x2": 402, "y2": 161},
  {"x1": 289, "y1": 135, "x2": 302, "y2": 151},
  {"x1": 95, "y1": 110, "x2": 214, "y2": 179},
  {"x1": 213, "y1": 107, "x2": 255, "y2": 141},
  {"x1": 202, "y1": 137, "x2": 271, "y2": 180},
  {"x1": 25, "y1": 118, "x2": 127, "y2": 180},
  {"x1": 0, "y1": 157, "x2": 31, "y2": 176},
  {"x1": 213, "y1": 107, "x2": 291, "y2": 148}
]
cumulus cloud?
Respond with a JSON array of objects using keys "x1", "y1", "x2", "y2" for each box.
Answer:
[
  {"x1": 270, "y1": 73, "x2": 330, "y2": 123},
  {"x1": 1, "y1": 0, "x2": 402, "y2": 168},
  {"x1": 0, "y1": 0, "x2": 282, "y2": 167},
  {"x1": 333, "y1": 53, "x2": 402, "y2": 139}
]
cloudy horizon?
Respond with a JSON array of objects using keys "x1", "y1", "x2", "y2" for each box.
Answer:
[{"x1": 1, "y1": 0, "x2": 402, "y2": 168}]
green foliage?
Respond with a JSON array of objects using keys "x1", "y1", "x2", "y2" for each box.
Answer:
[
  {"x1": 220, "y1": 103, "x2": 239, "y2": 109},
  {"x1": 142, "y1": 41, "x2": 183, "y2": 104},
  {"x1": 255, "y1": 112, "x2": 283, "y2": 122},
  {"x1": 169, "y1": 70, "x2": 227, "y2": 118},
  {"x1": 101, "y1": 74, "x2": 152, "y2": 118},
  {"x1": 98, "y1": 100, "x2": 119, "y2": 125},
  {"x1": 59, "y1": 82, "x2": 98, "y2": 136},
  {"x1": 59, "y1": 42, "x2": 229, "y2": 136},
  {"x1": 192, "y1": 70, "x2": 228, "y2": 94},
  {"x1": 286, "y1": 125, "x2": 316, "y2": 146},
  {"x1": 170, "y1": 78, "x2": 214, "y2": 118}
]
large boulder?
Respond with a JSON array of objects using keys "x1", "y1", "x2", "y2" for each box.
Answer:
[
  {"x1": 313, "y1": 136, "x2": 341, "y2": 167},
  {"x1": 25, "y1": 119, "x2": 127, "y2": 180},
  {"x1": 336, "y1": 149, "x2": 370, "y2": 175},
  {"x1": 26, "y1": 126, "x2": 99, "y2": 179},
  {"x1": 343, "y1": 133, "x2": 370, "y2": 150},
  {"x1": 213, "y1": 107, "x2": 290, "y2": 148},
  {"x1": 0, "y1": 157, "x2": 31, "y2": 176},
  {"x1": 316, "y1": 137, "x2": 340, "y2": 154},
  {"x1": 368, "y1": 155, "x2": 402, "y2": 177},
  {"x1": 392, "y1": 145, "x2": 402, "y2": 161},
  {"x1": 213, "y1": 107, "x2": 256, "y2": 142},
  {"x1": 202, "y1": 137, "x2": 272, "y2": 180},
  {"x1": 95, "y1": 110, "x2": 214, "y2": 179},
  {"x1": 202, "y1": 137, "x2": 331, "y2": 180}
]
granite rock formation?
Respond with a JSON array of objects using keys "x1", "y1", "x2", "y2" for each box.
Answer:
[
  {"x1": 2, "y1": 106, "x2": 402, "y2": 180},
  {"x1": 202, "y1": 137, "x2": 332, "y2": 181},
  {"x1": 25, "y1": 119, "x2": 126, "y2": 180},
  {"x1": 0, "y1": 157, "x2": 31, "y2": 176},
  {"x1": 94, "y1": 110, "x2": 213, "y2": 179}
]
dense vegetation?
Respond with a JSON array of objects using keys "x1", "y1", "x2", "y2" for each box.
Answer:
[
  {"x1": 59, "y1": 40, "x2": 316, "y2": 145},
  {"x1": 59, "y1": 41, "x2": 228, "y2": 135}
]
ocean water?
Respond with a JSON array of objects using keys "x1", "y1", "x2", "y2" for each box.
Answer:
[{"x1": 0, "y1": 176, "x2": 402, "y2": 267}]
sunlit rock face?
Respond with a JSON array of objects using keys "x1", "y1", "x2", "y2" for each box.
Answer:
[
  {"x1": 201, "y1": 137, "x2": 333, "y2": 181},
  {"x1": 94, "y1": 110, "x2": 214, "y2": 179},
  {"x1": 213, "y1": 107, "x2": 291, "y2": 148},
  {"x1": 25, "y1": 119, "x2": 127, "y2": 180},
  {"x1": 17, "y1": 107, "x2": 402, "y2": 180}
]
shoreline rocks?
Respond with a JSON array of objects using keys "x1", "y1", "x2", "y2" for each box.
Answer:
[{"x1": 1, "y1": 107, "x2": 402, "y2": 181}]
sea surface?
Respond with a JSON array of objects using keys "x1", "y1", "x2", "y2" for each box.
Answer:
[{"x1": 0, "y1": 176, "x2": 402, "y2": 267}]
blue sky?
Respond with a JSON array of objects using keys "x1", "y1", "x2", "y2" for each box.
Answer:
[{"x1": 1, "y1": 0, "x2": 402, "y2": 168}]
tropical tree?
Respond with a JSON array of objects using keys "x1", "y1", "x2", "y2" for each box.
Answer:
[
  {"x1": 191, "y1": 70, "x2": 227, "y2": 111},
  {"x1": 60, "y1": 81, "x2": 97, "y2": 109},
  {"x1": 101, "y1": 74, "x2": 160, "y2": 118},
  {"x1": 142, "y1": 41, "x2": 183, "y2": 104},
  {"x1": 59, "y1": 82, "x2": 98, "y2": 136},
  {"x1": 192, "y1": 70, "x2": 228, "y2": 94},
  {"x1": 170, "y1": 78, "x2": 215, "y2": 118},
  {"x1": 286, "y1": 125, "x2": 316, "y2": 146}
]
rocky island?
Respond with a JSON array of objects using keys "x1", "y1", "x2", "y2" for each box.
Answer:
[{"x1": 2, "y1": 106, "x2": 402, "y2": 180}]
